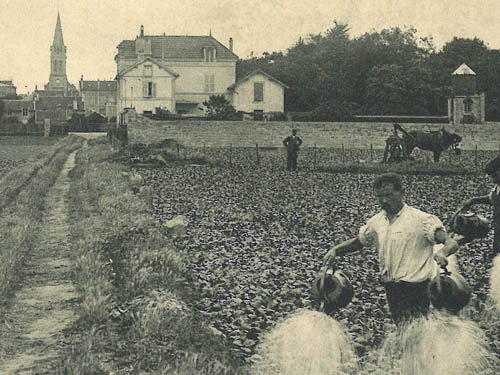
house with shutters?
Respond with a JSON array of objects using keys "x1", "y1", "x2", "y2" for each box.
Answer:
[
  {"x1": 115, "y1": 26, "x2": 238, "y2": 116},
  {"x1": 227, "y1": 69, "x2": 288, "y2": 117}
]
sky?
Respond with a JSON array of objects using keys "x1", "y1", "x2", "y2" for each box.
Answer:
[{"x1": 3, "y1": 0, "x2": 500, "y2": 94}]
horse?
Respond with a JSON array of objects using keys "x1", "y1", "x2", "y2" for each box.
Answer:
[{"x1": 393, "y1": 123, "x2": 462, "y2": 162}]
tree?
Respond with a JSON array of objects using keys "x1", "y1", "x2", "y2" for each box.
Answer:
[{"x1": 202, "y1": 95, "x2": 237, "y2": 120}]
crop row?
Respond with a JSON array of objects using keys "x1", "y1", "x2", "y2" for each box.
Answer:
[
  {"x1": 138, "y1": 163, "x2": 500, "y2": 364},
  {"x1": 169, "y1": 147, "x2": 498, "y2": 173}
]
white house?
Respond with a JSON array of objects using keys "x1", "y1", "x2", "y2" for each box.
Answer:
[
  {"x1": 115, "y1": 25, "x2": 238, "y2": 116},
  {"x1": 116, "y1": 57, "x2": 178, "y2": 114},
  {"x1": 227, "y1": 70, "x2": 288, "y2": 116}
]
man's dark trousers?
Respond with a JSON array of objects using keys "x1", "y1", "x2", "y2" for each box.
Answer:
[{"x1": 287, "y1": 152, "x2": 298, "y2": 171}]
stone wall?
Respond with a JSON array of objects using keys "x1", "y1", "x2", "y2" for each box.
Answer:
[{"x1": 127, "y1": 116, "x2": 500, "y2": 151}]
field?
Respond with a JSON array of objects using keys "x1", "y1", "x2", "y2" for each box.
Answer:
[
  {"x1": 138, "y1": 149, "x2": 500, "y2": 365},
  {"x1": 0, "y1": 136, "x2": 61, "y2": 179}
]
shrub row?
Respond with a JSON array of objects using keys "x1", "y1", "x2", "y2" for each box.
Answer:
[{"x1": 60, "y1": 139, "x2": 245, "y2": 374}]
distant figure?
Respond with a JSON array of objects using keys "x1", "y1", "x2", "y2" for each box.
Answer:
[{"x1": 283, "y1": 129, "x2": 303, "y2": 171}]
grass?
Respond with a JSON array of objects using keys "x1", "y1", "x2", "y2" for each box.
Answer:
[
  {"x1": 59, "y1": 140, "x2": 246, "y2": 374},
  {"x1": 0, "y1": 136, "x2": 61, "y2": 161},
  {"x1": 0, "y1": 135, "x2": 84, "y2": 321}
]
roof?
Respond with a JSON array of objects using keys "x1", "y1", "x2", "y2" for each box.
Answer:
[
  {"x1": 0, "y1": 80, "x2": 14, "y2": 86},
  {"x1": 452, "y1": 63, "x2": 476, "y2": 75},
  {"x1": 53, "y1": 12, "x2": 64, "y2": 46},
  {"x1": 117, "y1": 57, "x2": 180, "y2": 78},
  {"x1": 228, "y1": 69, "x2": 289, "y2": 90},
  {"x1": 80, "y1": 80, "x2": 117, "y2": 91},
  {"x1": 3, "y1": 99, "x2": 34, "y2": 111},
  {"x1": 116, "y1": 35, "x2": 238, "y2": 61},
  {"x1": 36, "y1": 96, "x2": 83, "y2": 111}
]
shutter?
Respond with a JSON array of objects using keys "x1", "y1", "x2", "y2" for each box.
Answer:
[
  {"x1": 143, "y1": 81, "x2": 148, "y2": 97},
  {"x1": 152, "y1": 83, "x2": 157, "y2": 97}
]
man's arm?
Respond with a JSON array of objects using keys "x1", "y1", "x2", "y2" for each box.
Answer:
[
  {"x1": 323, "y1": 237, "x2": 364, "y2": 266},
  {"x1": 433, "y1": 228, "x2": 459, "y2": 267},
  {"x1": 297, "y1": 137, "x2": 303, "y2": 147},
  {"x1": 283, "y1": 137, "x2": 289, "y2": 147},
  {"x1": 462, "y1": 195, "x2": 491, "y2": 209}
]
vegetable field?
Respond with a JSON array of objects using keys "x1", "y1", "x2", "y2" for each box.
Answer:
[
  {"x1": 138, "y1": 149, "x2": 500, "y2": 364},
  {"x1": 168, "y1": 146, "x2": 495, "y2": 173}
]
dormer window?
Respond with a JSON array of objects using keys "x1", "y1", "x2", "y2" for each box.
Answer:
[{"x1": 203, "y1": 47, "x2": 216, "y2": 62}]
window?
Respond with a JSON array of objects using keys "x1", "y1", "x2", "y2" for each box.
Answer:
[
  {"x1": 143, "y1": 81, "x2": 156, "y2": 97},
  {"x1": 204, "y1": 47, "x2": 216, "y2": 62},
  {"x1": 464, "y1": 98, "x2": 472, "y2": 112},
  {"x1": 205, "y1": 75, "x2": 215, "y2": 92},
  {"x1": 144, "y1": 65, "x2": 152, "y2": 77},
  {"x1": 22, "y1": 108, "x2": 28, "y2": 117},
  {"x1": 254, "y1": 82, "x2": 264, "y2": 102}
]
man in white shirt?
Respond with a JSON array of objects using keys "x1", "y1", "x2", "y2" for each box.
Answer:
[
  {"x1": 460, "y1": 155, "x2": 500, "y2": 259},
  {"x1": 323, "y1": 173, "x2": 458, "y2": 325}
]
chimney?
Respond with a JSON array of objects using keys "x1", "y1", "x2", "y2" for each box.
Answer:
[{"x1": 229, "y1": 37, "x2": 233, "y2": 52}]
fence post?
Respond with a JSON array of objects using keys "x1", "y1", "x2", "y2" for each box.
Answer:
[
  {"x1": 448, "y1": 149, "x2": 452, "y2": 165},
  {"x1": 314, "y1": 144, "x2": 317, "y2": 170},
  {"x1": 177, "y1": 143, "x2": 180, "y2": 159},
  {"x1": 229, "y1": 144, "x2": 232, "y2": 167},
  {"x1": 475, "y1": 144, "x2": 478, "y2": 172},
  {"x1": 370, "y1": 144, "x2": 373, "y2": 162},
  {"x1": 203, "y1": 143, "x2": 206, "y2": 159},
  {"x1": 256, "y1": 143, "x2": 260, "y2": 166},
  {"x1": 341, "y1": 144, "x2": 345, "y2": 163}
]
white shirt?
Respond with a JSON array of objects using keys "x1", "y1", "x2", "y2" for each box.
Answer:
[{"x1": 359, "y1": 204, "x2": 443, "y2": 283}]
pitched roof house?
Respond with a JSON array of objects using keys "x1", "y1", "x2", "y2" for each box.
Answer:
[
  {"x1": 227, "y1": 70, "x2": 289, "y2": 114},
  {"x1": 115, "y1": 26, "x2": 238, "y2": 115}
]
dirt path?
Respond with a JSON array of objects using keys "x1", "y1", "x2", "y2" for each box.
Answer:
[{"x1": 0, "y1": 149, "x2": 80, "y2": 374}]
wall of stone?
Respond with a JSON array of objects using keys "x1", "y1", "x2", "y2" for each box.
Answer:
[{"x1": 127, "y1": 116, "x2": 500, "y2": 151}]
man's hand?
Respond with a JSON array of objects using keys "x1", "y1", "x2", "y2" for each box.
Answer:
[
  {"x1": 433, "y1": 252, "x2": 448, "y2": 268},
  {"x1": 460, "y1": 199, "x2": 473, "y2": 211},
  {"x1": 323, "y1": 247, "x2": 337, "y2": 266}
]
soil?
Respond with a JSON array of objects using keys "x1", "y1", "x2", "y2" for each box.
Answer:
[{"x1": 0, "y1": 148, "x2": 81, "y2": 374}]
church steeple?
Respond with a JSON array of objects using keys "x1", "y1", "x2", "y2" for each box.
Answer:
[
  {"x1": 53, "y1": 12, "x2": 64, "y2": 47},
  {"x1": 47, "y1": 12, "x2": 68, "y2": 92}
]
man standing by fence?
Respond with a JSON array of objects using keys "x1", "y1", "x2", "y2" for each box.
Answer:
[{"x1": 283, "y1": 128, "x2": 303, "y2": 171}]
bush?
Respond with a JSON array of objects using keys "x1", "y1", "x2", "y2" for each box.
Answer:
[{"x1": 202, "y1": 95, "x2": 238, "y2": 120}]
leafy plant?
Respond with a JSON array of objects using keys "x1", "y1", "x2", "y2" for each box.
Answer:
[{"x1": 202, "y1": 95, "x2": 238, "y2": 120}]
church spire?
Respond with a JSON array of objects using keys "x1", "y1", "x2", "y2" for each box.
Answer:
[{"x1": 53, "y1": 12, "x2": 64, "y2": 46}]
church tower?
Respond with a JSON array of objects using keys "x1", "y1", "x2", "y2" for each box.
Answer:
[{"x1": 46, "y1": 13, "x2": 69, "y2": 92}]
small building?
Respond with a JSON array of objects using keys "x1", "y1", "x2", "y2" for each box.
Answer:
[
  {"x1": 448, "y1": 63, "x2": 485, "y2": 124},
  {"x1": 227, "y1": 69, "x2": 288, "y2": 117},
  {"x1": 79, "y1": 77, "x2": 118, "y2": 118},
  {"x1": 2, "y1": 98, "x2": 34, "y2": 124},
  {"x1": 35, "y1": 94, "x2": 83, "y2": 124},
  {"x1": 0, "y1": 80, "x2": 17, "y2": 98}
]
